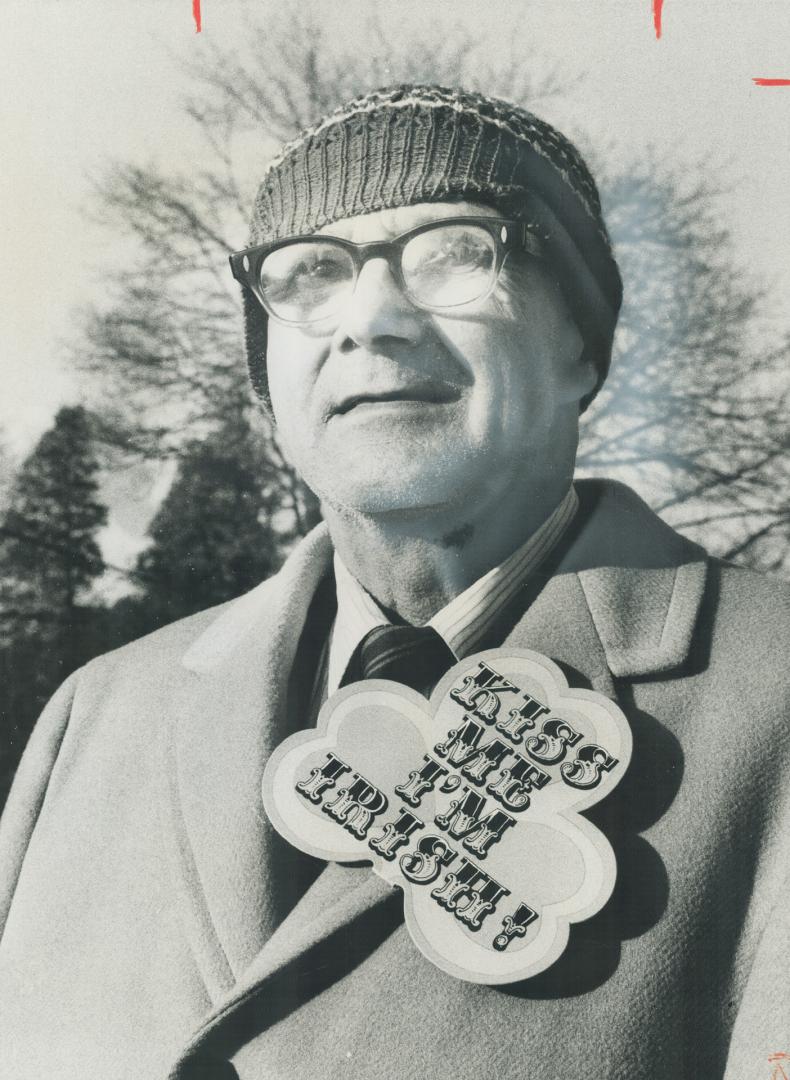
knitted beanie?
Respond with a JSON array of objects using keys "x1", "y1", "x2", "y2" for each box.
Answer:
[{"x1": 242, "y1": 84, "x2": 622, "y2": 412}]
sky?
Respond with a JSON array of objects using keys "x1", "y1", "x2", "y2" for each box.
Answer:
[
  {"x1": 3, "y1": 0, "x2": 790, "y2": 454},
  {"x1": 1, "y1": 0, "x2": 789, "y2": 569}
]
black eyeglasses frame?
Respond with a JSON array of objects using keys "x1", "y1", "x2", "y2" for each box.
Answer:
[{"x1": 228, "y1": 216, "x2": 546, "y2": 326}]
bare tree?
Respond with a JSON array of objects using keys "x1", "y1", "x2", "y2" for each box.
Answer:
[
  {"x1": 78, "y1": 13, "x2": 568, "y2": 545},
  {"x1": 77, "y1": 11, "x2": 789, "y2": 576},
  {"x1": 581, "y1": 161, "x2": 790, "y2": 573}
]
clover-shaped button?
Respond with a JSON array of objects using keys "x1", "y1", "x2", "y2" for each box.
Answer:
[{"x1": 262, "y1": 648, "x2": 632, "y2": 984}]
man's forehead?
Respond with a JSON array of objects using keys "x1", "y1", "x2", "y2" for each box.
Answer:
[{"x1": 316, "y1": 200, "x2": 501, "y2": 242}]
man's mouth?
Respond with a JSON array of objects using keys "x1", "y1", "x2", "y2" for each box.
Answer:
[{"x1": 332, "y1": 384, "x2": 461, "y2": 416}]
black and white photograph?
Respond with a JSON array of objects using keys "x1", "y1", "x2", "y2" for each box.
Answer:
[{"x1": 1, "y1": 2, "x2": 789, "y2": 1077}]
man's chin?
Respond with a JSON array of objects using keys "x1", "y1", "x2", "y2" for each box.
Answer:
[
  {"x1": 317, "y1": 470, "x2": 469, "y2": 519},
  {"x1": 301, "y1": 434, "x2": 475, "y2": 513}
]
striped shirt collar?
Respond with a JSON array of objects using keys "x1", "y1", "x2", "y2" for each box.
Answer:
[{"x1": 327, "y1": 485, "x2": 579, "y2": 693}]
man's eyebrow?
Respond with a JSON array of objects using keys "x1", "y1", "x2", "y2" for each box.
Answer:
[{"x1": 317, "y1": 212, "x2": 410, "y2": 240}]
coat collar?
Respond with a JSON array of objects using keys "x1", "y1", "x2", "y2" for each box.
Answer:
[
  {"x1": 182, "y1": 521, "x2": 334, "y2": 676},
  {"x1": 182, "y1": 478, "x2": 707, "y2": 683},
  {"x1": 167, "y1": 479, "x2": 708, "y2": 1068},
  {"x1": 561, "y1": 480, "x2": 707, "y2": 677}
]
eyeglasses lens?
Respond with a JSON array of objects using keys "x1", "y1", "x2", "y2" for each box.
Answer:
[
  {"x1": 402, "y1": 224, "x2": 497, "y2": 309},
  {"x1": 257, "y1": 223, "x2": 498, "y2": 324},
  {"x1": 259, "y1": 241, "x2": 355, "y2": 324}
]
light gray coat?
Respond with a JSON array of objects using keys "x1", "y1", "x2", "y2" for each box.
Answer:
[{"x1": 1, "y1": 480, "x2": 788, "y2": 1079}]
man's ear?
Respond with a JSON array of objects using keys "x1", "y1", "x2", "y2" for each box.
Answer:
[
  {"x1": 576, "y1": 343, "x2": 598, "y2": 395},
  {"x1": 574, "y1": 342, "x2": 604, "y2": 414},
  {"x1": 560, "y1": 318, "x2": 597, "y2": 406}
]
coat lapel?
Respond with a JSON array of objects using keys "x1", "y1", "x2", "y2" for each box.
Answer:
[
  {"x1": 504, "y1": 567, "x2": 617, "y2": 695},
  {"x1": 163, "y1": 523, "x2": 334, "y2": 997},
  {"x1": 564, "y1": 480, "x2": 708, "y2": 678},
  {"x1": 166, "y1": 479, "x2": 709, "y2": 1070}
]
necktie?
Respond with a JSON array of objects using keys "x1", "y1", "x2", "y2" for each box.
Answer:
[{"x1": 342, "y1": 624, "x2": 457, "y2": 696}]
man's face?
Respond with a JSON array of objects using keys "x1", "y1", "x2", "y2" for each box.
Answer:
[{"x1": 266, "y1": 200, "x2": 594, "y2": 517}]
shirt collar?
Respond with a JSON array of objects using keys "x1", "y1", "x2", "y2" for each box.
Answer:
[{"x1": 327, "y1": 485, "x2": 579, "y2": 693}]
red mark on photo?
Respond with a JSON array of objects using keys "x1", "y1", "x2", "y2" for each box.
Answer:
[
  {"x1": 653, "y1": 0, "x2": 664, "y2": 39},
  {"x1": 652, "y1": 2, "x2": 790, "y2": 86},
  {"x1": 769, "y1": 1052, "x2": 790, "y2": 1080},
  {"x1": 193, "y1": 0, "x2": 202, "y2": 33}
]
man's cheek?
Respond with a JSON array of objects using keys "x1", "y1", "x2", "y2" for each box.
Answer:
[{"x1": 270, "y1": 392, "x2": 315, "y2": 466}]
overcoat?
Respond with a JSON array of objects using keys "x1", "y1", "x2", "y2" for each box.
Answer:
[{"x1": 1, "y1": 480, "x2": 788, "y2": 1079}]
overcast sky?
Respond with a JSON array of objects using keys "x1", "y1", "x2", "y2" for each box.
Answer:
[{"x1": 2, "y1": 0, "x2": 790, "y2": 461}]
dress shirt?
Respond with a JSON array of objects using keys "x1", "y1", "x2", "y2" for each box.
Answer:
[{"x1": 326, "y1": 485, "x2": 579, "y2": 694}]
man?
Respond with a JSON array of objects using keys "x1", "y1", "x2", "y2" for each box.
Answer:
[{"x1": 0, "y1": 85, "x2": 788, "y2": 1079}]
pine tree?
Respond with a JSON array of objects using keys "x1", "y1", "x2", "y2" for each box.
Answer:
[
  {"x1": 133, "y1": 417, "x2": 278, "y2": 625},
  {"x1": 0, "y1": 405, "x2": 108, "y2": 806},
  {"x1": 0, "y1": 405, "x2": 107, "y2": 630}
]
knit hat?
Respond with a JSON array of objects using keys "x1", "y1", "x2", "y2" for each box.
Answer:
[{"x1": 242, "y1": 84, "x2": 622, "y2": 412}]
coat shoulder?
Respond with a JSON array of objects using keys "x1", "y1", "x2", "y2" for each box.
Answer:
[
  {"x1": 80, "y1": 598, "x2": 240, "y2": 682},
  {"x1": 699, "y1": 558, "x2": 790, "y2": 704},
  {"x1": 44, "y1": 600, "x2": 248, "y2": 742},
  {"x1": 711, "y1": 558, "x2": 790, "y2": 638}
]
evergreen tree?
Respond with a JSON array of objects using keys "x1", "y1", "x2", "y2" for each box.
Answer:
[
  {"x1": 0, "y1": 405, "x2": 107, "y2": 632},
  {"x1": 0, "y1": 430, "x2": 13, "y2": 511},
  {"x1": 133, "y1": 418, "x2": 278, "y2": 625},
  {"x1": 0, "y1": 405, "x2": 108, "y2": 806}
]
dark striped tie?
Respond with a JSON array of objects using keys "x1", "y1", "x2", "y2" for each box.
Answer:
[{"x1": 342, "y1": 624, "x2": 457, "y2": 696}]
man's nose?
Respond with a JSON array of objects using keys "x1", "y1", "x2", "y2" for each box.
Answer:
[{"x1": 334, "y1": 258, "x2": 425, "y2": 351}]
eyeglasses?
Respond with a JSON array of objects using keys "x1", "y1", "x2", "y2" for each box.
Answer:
[{"x1": 229, "y1": 217, "x2": 544, "y2": 327}]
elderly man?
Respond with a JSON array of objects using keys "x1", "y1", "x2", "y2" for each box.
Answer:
[{"x1": 1, "y1": 85, "x2": 788, "y2": 1080}]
